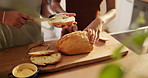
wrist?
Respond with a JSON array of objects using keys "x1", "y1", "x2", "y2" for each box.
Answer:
[{"x1": 98, "y1": 16, "x2": 105, "y2": 24}]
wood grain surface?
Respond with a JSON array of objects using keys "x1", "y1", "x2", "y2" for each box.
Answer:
[{"x1": 0, "y1": 32, "x2": 128, "y2": 78}]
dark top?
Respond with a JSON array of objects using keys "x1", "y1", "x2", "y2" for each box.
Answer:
[{"x1": 66, "y1": 0, "x2": 103, "y2": 30}]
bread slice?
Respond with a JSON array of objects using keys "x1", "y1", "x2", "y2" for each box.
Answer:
[
  {"x1": 56, "y1": 31, "x2": 93, "y2": 55},
  {"x1": 99, "y1": 33, "x2": 109, "y2": 41},
  {"x1": 30, "y1": 53, "x2": 62, "y2": 65},
  {"x1": 29, "y1": 44, "x2": 50, "y2": 52},
  {"x1": 28, "y1": 50, "x2": 56, "y2": 56},
  {"x1": 48, "y1": 15, "x2": 75, "y2": 26},
  {"x1": 28, "y1": 41, "x2": 44, "y2": 50}
]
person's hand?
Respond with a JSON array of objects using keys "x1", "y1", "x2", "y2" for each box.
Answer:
[
  {"x1": 84, "y1": 17, "x2": 104, "y2": 44},
  {"x1": 52, "y1": 13, "x2": 78, "y2": 36},
  {"x1": 58, "y1": 13, "x2": 76, "y2": 17},
  {"x1": 61, "y1": 23, "x2": 78, "y2": 37},
  {"x1": 3, "y1": 11, "x2": 34, "y2": 29},
  {"x1": 52, "y1": 13, "x2": 76, "y2": 28}
]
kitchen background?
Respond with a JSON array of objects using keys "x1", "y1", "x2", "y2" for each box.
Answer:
[{"x1": 42, "y1": 0, "x2": 148, "y2": 41}]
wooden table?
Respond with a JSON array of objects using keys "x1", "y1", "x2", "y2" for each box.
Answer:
[
  {"x1": 0, "y1": 49, "x2": 139, "y2": 78},
  {"x1": 39, "y1": 50, "x2": 140, "y2": 78},
  {"x1": 0, "y1": 31, "x2": 147, "y2": 78}
]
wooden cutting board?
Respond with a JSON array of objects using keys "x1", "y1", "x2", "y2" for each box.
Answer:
[{"x1": 0, "y1": 32, "x2": 128, "y2": 76}]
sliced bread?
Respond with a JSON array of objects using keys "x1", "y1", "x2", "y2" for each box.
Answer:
[
  {"x1": 48, "y1": 15, "x2": 75, "y2": 26},
  {"x1": 29, "y1": 44, "x2": 50, "y2": 52},
  {"x1": 30, "y1": 53, "x2": 62, "y2": 66},
  {"x1": 28, "y1": 41, "x2": 44, "y2": 50},
  {"x1": 99, "y1": 33, "x2": 109, "y2": 41},
  {"x1": 28, "y1": 50, "x2": 56, "y2": 56}
]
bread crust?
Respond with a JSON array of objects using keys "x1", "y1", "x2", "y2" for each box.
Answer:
[
  {"x1": 56, "y1": 31, "x2": 93, "y2": 55},
  {"x1": 99, "y1": 33, "x2": 109, "y2": 41},
  {"x1": 29, "y1": 45, "x2": 50, "y2": 52},
  {"x1": 28, "y1": 50, "x2": 56, "y2": 56},
  {"x1": 27, "y1": 41, "x2": 44, "y2": 50}
]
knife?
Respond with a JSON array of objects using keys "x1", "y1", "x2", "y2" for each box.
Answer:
[{"x1": 34, "y1": 18, "x2": 50, "y2": 22}]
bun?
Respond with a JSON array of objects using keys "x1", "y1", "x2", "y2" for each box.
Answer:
[
  {"x1": 48, "y1": 15, "x2": 75, "y2": 26},
  {"x1": 56, "y1": 31, "x2": 93, "y2": 55},
  {"x1": 30, "y1": 53, "x2": 62, "y2": 66}
]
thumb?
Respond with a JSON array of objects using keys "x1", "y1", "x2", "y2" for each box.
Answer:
[
  {"x1": 83, "y1": 28, "x2": 88, "y2": 31},
  {"x1": 72, "y1": 25, "x2": 78, "y2": 32},
  {"x1": 61, "y1": 13, "x2": 76, "y2": 17}
]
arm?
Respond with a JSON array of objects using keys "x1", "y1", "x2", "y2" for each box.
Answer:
[
  {"x1": 84, "y1": 0, "x2": 117, "y2": 44},
  {"x1": 51, "y1": 0, "x2": 78, "y2": 36},
  {"x1": 51, "y1": 0, "x2": 66, "y2": 13},
  {"x1": 99, "y1": 0, "x2": 116, "y2": 24},
  {"x1": 41, "y1": 0, "x2": 75, "y2": 17},
  {"x1": 41, "y1": 0, "x2": 55, "y2": 17},
  {"x1": 0, "y1": 11, "x2": 34, "y2": 29}
]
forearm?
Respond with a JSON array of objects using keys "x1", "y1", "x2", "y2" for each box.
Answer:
[
  {"x1": 41, "y1": 0, "x2": 55, "y2": 17},
  {"x1": 51, "y1": 0, "x2": 67, "y2": 13},
  {"x1": 99, "y1": 9, "x2": 117, "y2": 24}
]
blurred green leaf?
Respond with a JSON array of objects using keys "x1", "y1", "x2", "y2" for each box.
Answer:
[
  {"x1": 99, "y1": 64, "x2": 124, "y2": 78},
  {"x1": 111, "y1": 45, "x2": 124, "y2": 60},
  {"x1": 137, "y1": 12, "x2": 145, "y2": 24},
  {"x1": 132, "y1": 32, "x2": 148, "y2": 52}
]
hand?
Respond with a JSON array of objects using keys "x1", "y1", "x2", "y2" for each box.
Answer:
[
  {"x1": 53, "y1": 13, "x2": 76, "y2": 28},
  {"x1": 3, "y1": 11, "x2": 34, "y2": 29},
  {"x1": 84, "y1": 17, "x2": 104, "y2": 44},
  {"x1": 61, "y1": 23, "x2": 78, "y2": 37},
  {"x1": 57, "y1": 12, "x2": 76, "y2": 17}
]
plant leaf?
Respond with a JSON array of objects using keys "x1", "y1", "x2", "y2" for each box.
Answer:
[
  {"x1": 99, "y1": 64, "x2": 124, "y2": 78},
  {"x1": 132, "y1": 32, "x2": 148, "y2": 52},
  {"x1": 111, "y1": 45, "x2": 124, "y2": 60}
]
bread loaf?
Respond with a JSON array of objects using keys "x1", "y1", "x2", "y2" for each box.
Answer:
[
  {"x1": 48, "y1": 15, "x2": 75, "y2": 26},
  {"x1": 56, "y1": 31, "x2": 93, "y2": 55}
]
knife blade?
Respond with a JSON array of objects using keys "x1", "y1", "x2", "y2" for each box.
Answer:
[{"x1": 34, "y1": 18, "x2": 50, "y2": 22}]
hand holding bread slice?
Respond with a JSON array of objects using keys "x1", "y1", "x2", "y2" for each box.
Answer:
[{"x1": 48, "y1": 14, "x2": 76, "y2": 26}]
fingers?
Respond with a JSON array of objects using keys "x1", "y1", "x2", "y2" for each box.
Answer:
[
  {"x1": 14, "y1": 24, "x2": 22, "y2": 29},
  {"x1": 64, "y1": 24, "x2": 78, "y2": 33},
  {"x1": 96, "y1": 30, "x2": 100, "y2": 42},
  {"x1": 19, "y1": 17, "x2": 27, "y2": 25},
  {"x1": 85, "y1": 28, "x2": 99, "y2": 44},
  {"x1": 60, "y1": 13, "x2": 76, "y2": 17},
  {"x1": 72, "y1": 24, "x2": 78, "y2": 31},
  {"x1": 91, "y1": 29, "x2": 96, "y2": 44},
  {"x1": 12, "y1": 17, "x2": 28, "y2": 29},
  {"x1": 54, "y1": 25, "x2": 63, "y2": 28},
  {"x1": 20, "y1": 13, "x2": 34, "y2": 21},
  {"x1": 73, "y1": 22, "x2": 77, "y2": 24},
  {"x1": 88, "y1": 29, "x2": 93, "y2": 44}
]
